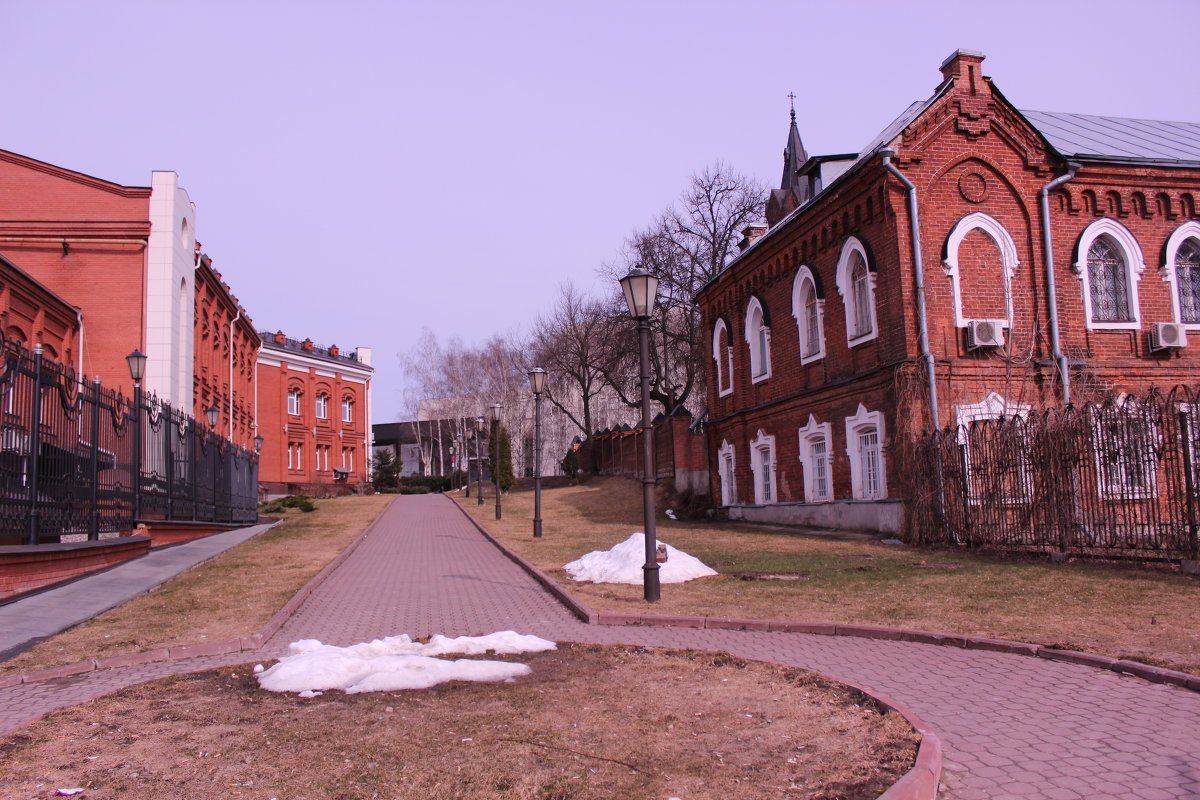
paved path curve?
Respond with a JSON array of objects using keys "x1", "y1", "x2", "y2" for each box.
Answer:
[{"x1": 3, "y1": 495, "x2": 1199, "y2": 799}]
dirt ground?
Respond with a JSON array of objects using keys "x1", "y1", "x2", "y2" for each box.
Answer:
[{"x1": 0, "y1": 644, "x2": 917, "y2": 800}]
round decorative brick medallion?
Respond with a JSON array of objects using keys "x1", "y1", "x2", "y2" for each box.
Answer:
[{"x1": 959, "y1": 170, "x2": 988, "y2": 203}]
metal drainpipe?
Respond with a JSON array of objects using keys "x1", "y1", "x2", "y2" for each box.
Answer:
[
  {"x1": 880, "y1": 149, "x2": 939, "y2": 431},
  {"x1": 1039, "y1": 163, "x2": 1079, "y2": 407},
  {"x1": 229, "y1": 309, "x2": 241, "y2": 441}
]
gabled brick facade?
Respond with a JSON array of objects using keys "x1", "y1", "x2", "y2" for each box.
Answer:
[{"x1": 697, "y1": 50, "x2": 1200, "y2": 533}]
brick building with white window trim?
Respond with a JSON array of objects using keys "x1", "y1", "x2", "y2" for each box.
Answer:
[
  {"x1": 697, "y1": 50, "x2": 1200, "y2": 533},
  {"x1": 256, "y1": 332, "x2": 373, "y2": 495}
]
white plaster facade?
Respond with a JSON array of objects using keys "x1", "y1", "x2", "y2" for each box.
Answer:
[{"x1": 145, "y1": 171, "x2": 197, "y2": 407}]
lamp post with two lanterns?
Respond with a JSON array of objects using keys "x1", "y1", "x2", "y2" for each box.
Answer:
[{"x1": 618, "y1": 268, "x2": 661, "y2": 603}]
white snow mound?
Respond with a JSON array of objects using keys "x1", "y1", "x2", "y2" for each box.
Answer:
[
  {"x1": 563, "y1": 532, "x2": 718, "y2": 584},
  {"x1": 257, "y1": 631, "x2": 556, "y2": 694}
]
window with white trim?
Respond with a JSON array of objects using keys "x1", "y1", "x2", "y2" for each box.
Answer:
[
  {"x1": 287, "y1": 389, "x2": 300, "y2": 416},
  {"x1": 835, "y1": 236, "x2": 878, "y2": 345},
  {"x1": 791, "y1": 267, "x2": 825, "y2": 364},
  {"x1": 712, "y1": 319, "x2": 734, "y2": 397},
  {"x1": 1073, "y1": 218, "x2": 1145, "y2": 330},
  {"x1": 942, "y1": 212, "x2": 1019, "y2": 328},
  {"x1": 955, "y1": 393, "x2": 1032, "y2": 503},
  {"x1": 845, "y1": 404, "x2": 886, "y2": 499},
  {"x1": 1091, "y1": 399, "x2": 1158, "y2": 499},
  {"x1": 749, "y1": 429, "x2": 777, "y2": 504},
  {"x1": 744, "y1": 298, "x2": 771, "y2": 381},
  {"x1": 797, "y1": 415, "x2": 833, "y2": 502},
  {"x1": 717, "y1": 439, "x2": 736, "y2": 506},
  {"x1": 315, "y1": 393, "x2": 329, "y2": 420},
  {"x1": 342, "y1": 397, "x2": 354, "y2": 423},
  {"x1": 1162, "y1": 222, "x2": 1200, "y2": 328}
]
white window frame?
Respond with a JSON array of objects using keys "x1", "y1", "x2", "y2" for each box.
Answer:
[
  {"x1": 845, "y1": 404, "x2": 886, "y2": 499},
  {"x1": 955, "y1": 392, "x2": 1032, "y2": 503},
  {"x1": 717, "y1": 439, "x2": 736, "y2": 506},
  {"x1": 1091, "y1": 398, "x2": 1159, "y2": 500},
  {"x1": 835, "y1": 236, "x2": 878, "y2": 346},
  {"x1": 287, "y1": 389, "x2": 300, "y2": 416},
  {"x1": 712, "y1": 318, "x2": 734, "y2": 397},
  {"x1": 1161, "y1": 221, "x2": 1200, "y2": 330},
  {"x1": 315, "y1": 393, "x2": 329, "y2": 420},
  {"x1": 943, "y1": 212, "x2": 1020, "y2": 328},
  {"x1": 797, "y1": 414, "x2": 833, "y2": 503},
  {"x1": 744, "y1": 297, "x2": 771, "y2": 382},
  {"x1": 1073, "y1": 218, "x2": 1145, "y2": 331},
  {"x1": 748, "y1": 429, "x2": 777, "y2": 504},
  {"x1": 791, "y1": 266, "x2": 826, "y2": 364},
  {"x1": 342, "y1": 397, "x2": 354, "y2": 423}
]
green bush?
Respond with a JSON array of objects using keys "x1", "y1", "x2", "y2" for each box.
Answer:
[
  {"x1": 260, "y1": 495, "x2": 317, "y2": 514},
  {"x1": 560, "y1": 447, "x2": 580, "y2": 480},
  {"x1": 396, "y1": 485, "x2": 431, "y2": 495}
]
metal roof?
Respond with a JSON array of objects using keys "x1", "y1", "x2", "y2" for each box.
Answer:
[{"x1": 1021, "y1": 109, "x2": 1200, "y2": 164}]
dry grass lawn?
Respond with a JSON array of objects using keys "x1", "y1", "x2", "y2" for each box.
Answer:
[
  {"x1": 1, "y1": 494, "x2": 394, "y2": 676},
  {"x1": 454, "y1": 477, "x2": 1200, "y2": 676},
  {"x1": 0, "y1": 644, "x2": 917, "y2": 800}
]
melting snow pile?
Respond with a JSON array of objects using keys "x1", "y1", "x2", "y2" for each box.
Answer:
[
  {"x1": 564, "y1": 532, "x2": 718, "y2": 584},
  {"x1": 257, "y1": 631, "x2": 557, "y2": 695}
]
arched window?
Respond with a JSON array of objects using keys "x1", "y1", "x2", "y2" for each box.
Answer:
[
  {"x1": 845, "y1": 403, "x2": 886, "y2": 499},
  {"x1": 744, "y1": 297, "x2": 771, "y2": 382},
  {"x1": 942, "y1": 212, "x2": 1020, "y2": 327},
  {"x1": 749, "y1": 429, "x2": 777, "y2": 504},
  {"x1": 717, "y1": 439, "x2": 736, "y2": 506},
  {"x1": 712, "y1": 318, "x2": 734, "y2": 396},
  {"x1": 315, "y1": 392, "x2": 329, "y2": 420},
  {"x1": 791, "y1": 266, "x2": 825, "y2": 364},
  {"x1": 287, "y1": 388, "x2": 301, "y2": 416},
  {"x1": 835, "y1": 236, "x2": 878, "y2": 345},
  {"x1": 797, "y1": 415, "x2": 833, "y2": 502},
  {"x1": 1162, "y1": 222, "x2": 1200, "y2": 328},
  {"x1": 1073, "y1": 218, "x2": 1145, "y2": 330}
]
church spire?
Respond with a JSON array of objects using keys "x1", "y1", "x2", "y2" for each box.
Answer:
[{"x1": 780, "y1": 92, "x2": 808, "y2": 191}]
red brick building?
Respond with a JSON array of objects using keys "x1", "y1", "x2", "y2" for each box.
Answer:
[
  {"x1": 194, "y1": 253, "x2": 259, "y2": 449},
  {"x1": 0, "y1": 253, "x2": 81, "y2": 365},
  {"x1": 256, "y1": 332, "x2": 373, "y2": 494},
  {"x1": 697, "y1": 50, "x2": 1200, "y2": 532}
]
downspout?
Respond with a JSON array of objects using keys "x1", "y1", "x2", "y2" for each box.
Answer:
[
  {"x1": 1038, "y1": 163, "x2": 1079, "y2": 407},
  {"x1": 880, "y1": 149, "x2": 939, "y2": 430},
  {"x1": 229, "y1": 309, "x2": 241, "y2": 441},
  {"x1": 75, "y1": 308, "x2": 85, "y2": 382}
]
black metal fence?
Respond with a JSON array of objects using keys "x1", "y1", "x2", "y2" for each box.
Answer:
[
  {"x1": 0, "y1": 338, "x2": 259, "y2": 545},
  {"x1": 900, "y1": 386, "x2": 1200, "y2": 563}
]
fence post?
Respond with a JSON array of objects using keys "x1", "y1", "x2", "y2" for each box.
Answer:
[
  {"x1": 165, "y1": 408, "x2": 175, "y2": 519},
  {"x1": 24, "y1": 345, "x2": 44, "y2": 546},
  {"x1": 88, "y1": 376, "x2": 101, "y2": 541},
  {"x1": 1180, "y1": 405, "x2": 1199, "y2": 561}
]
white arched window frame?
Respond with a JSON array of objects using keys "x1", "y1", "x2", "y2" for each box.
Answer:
[
  {"x1": 845, "y1": 403, "x2": 886, "y2": 500},
  {"x1": 1073, "y1": 218, "x2": 1145, "y2": 331},
  {"x1": 748, "y1": 429, "x2": 777, "y2": 504},
  {"x1": 955, "y1": 392, "x2": 1032, "y2": 503},
  {"x1": 744, "y1": 297, "x2": 772, "y2": 382},
  {"x1": 942, "y1": 212, "x2": 1020, "y2": 328},
  {"x1": 835, "y1": 236, "x2": 878, "y2": 346},
  {"x1": 712, "y1": 318, "x2": 734, "y2": 397},
  {"x1": 791, "y1": 266, "x2": 825, "y2": 364},
  {"x1": 717, "y1": 439, "x2": 737, "y2": 506},
  {"x1": 797, "y1": 414, "x2": 833, "y2": 503},
  {"x1": 1161, "y1": 221, "x2": 1200, "y2": 329}
]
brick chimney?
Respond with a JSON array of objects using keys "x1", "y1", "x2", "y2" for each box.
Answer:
[
  {"x1": 939, "y1": 49, "x2": 986, "y2": 93},
  {"x1": 328, "y1": 345, "x2": 339, "y2": 357},
  {"x1": 302, "y1": 338, "x2": 314, "y2": 351},
  {"x1": 273, "y1": 331, "x2": 286, "y2": 344},
  {"x1": 738, "y1": 224, "x2": 768, "y2": 252}
]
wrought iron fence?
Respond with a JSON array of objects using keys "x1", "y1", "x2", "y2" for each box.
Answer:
[
  {"x1": 0, "y1": 338, "x2": 259, "y2": 545},
  {"x1": 899, "y1": 386, "x2": 1200, "y2": 563}
]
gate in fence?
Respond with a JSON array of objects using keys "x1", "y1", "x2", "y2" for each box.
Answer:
[
  {"x1": 0, "y1": 338, "x2": 259, "y2": 545},
  {"x1": 900, "y1": 386, "x2": 1200, "y2": 563}
]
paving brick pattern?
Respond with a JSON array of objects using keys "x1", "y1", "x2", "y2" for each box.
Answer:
[{"x1": 4, "y1": 494, "x2": 1200, "y2": 799}]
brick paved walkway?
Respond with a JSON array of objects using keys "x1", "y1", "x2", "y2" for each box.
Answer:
[{"x1": 3, "y1": 494, "x2": 1199, "y2": 799}]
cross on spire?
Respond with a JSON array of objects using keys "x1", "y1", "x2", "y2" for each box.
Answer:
[{"x1": 787, "y1": 92, "x2": 797, "y2": 123}]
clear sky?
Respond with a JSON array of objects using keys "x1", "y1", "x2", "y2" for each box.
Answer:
[{"x1": 7, "y1": 0, "x2": 1198, "y2": 422}]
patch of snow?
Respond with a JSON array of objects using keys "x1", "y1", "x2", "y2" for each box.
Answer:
[
  {"x1": 257, "y1": 631, "x2": 556, "y2": 695},
  {"x1": 665, "y1": 508, "x2": 677, "y2": 520},
  {"x1": 880, "y1": 538, "x2": 904, "y2": 545},
  {"x1": 564, "y1": 532, "x2": 717, "y2": 584}
]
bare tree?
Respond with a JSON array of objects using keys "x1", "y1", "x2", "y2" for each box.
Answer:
[{"x1": 528, "y1": 283, "x2": 610, "y2": 437}]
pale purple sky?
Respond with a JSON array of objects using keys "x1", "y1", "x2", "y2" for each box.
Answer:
[{"x1": 8, "y1": 1, "x2": 1198, "y2": 422}]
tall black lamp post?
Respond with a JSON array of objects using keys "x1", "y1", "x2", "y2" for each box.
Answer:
[
  {"x1": 528, "y1": 367, "x2": 547, "y2": 538},
  {"x1": 619, "y1": 268, "x2": 661, "y2": 602},
  {"x1": 490, "y1": 402, "x2": 503, "y2": 520},
  {"x1": 126, "y1": 349, "x2": 147, "y2": 525},
  {"x1": 475, "y1": 416, "x2": 485, "y2": 505}
]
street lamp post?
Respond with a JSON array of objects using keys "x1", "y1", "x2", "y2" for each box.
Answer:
[
  {"x1": 126, "y1": 349, "x2": 147, "y2": 527},
  {"x1": 528, "y1": 367, "x2": 547, "y2": 538},
  {"x1": 449, "y1": 443, "x2": 457, "y2": 491},
  {"x1": 475, "y1": 416, "x2": 485, "y2": 505},
  {"x1": 207, "y1": 404, "x2": 219, "y2": 521},
  {"x1": 490, "y1": 403, "x2": 503, "y2": 520},
  {"x1": 619, "y1": 268, "x2": 661, "y2": 602}
]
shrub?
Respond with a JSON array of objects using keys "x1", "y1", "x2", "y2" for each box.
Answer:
[{"x1": 260, "y1": 495, "x2": 318, "y2": 514}]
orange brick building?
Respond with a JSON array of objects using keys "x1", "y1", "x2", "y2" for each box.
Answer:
[
  {"x1": 697, "y1": 50, "x2": 1200, "y2": 532},
  {"x1": 256, "y1": 332, "x2": 373, "y2": 494},
  {"x1": 0, "y1": 253, "x2": 81, "y2": 366}
]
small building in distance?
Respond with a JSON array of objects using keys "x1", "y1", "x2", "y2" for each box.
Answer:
[
  {"x1": 257, "y1": 331, "x2": 373, "y2": 495},
  {"x1": 697, "y1": 50, "x2": 1200, "y2": 533}
]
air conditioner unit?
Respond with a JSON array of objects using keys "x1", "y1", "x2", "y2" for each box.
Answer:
[
  {"x1": 965, "y1": 319, "x2": 1005, "y2": 350},
  {"x1": 1149, "y1": 322, "x2": 1188, "y2": 351}
]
